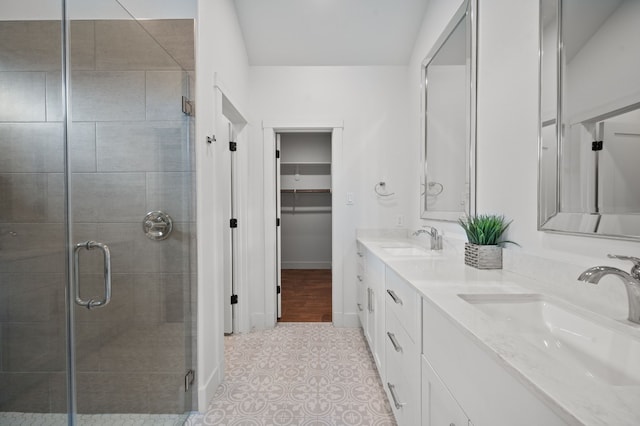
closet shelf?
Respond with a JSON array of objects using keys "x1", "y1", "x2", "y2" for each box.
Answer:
[
  {"x1": 281, "y1": 189, "x2": 331, "y2": 194},
  {"x1": 280, "y1": 161, "x2": 331, "y2": 165},
  {"x1": 280, "y1": 162, "x2": 331, "y2": 177},
  {"x1": 281, "y1": 206, "x2": 332, "y2": 214}
]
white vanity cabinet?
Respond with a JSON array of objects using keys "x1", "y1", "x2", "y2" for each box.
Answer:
[
  {"x1": 384, "y1": 267, "x2": 421, "y2": 425},
  {"x1": 356, "y1": 237, "x2": 628, "y2": 425}
]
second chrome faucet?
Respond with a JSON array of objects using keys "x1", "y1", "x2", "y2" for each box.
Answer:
[
  {"x1": 413, "y1": 226, "x2": 443, "y2": 251},
  {"x1": 578, "y1": 254, "x2": 640, "y2": 325}
]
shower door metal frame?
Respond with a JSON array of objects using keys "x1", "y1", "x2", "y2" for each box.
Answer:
[{"x1": 60, "y1": 2, "x2": 78, "y2": 422}]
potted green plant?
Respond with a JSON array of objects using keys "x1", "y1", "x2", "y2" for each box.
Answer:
[{"x1": 458, "y1": 214, "x2": 514, "y2": 269}]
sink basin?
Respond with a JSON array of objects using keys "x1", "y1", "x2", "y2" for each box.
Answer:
[
  {"x1": 459, "y1": 293, "x2": 640, "y2": 386},
  {"x1": 381, "y1": 246, "x2": 432, "y2": 256}
]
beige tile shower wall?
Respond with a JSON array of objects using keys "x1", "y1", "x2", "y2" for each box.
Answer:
[{"x1": 0, "y1": 19, "x2": 195, "y2": 414}]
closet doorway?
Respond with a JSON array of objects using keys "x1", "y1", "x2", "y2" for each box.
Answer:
[{"x1": 276, "y1": 132, "x2": 332, "y2": 322}]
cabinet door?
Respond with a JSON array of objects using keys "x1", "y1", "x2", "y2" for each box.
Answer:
[
  {"x1": 365, "y1": 251, "x2": 386, "y2": 372},
  {"x1": 356, "y1": 274, "x2": 366, "y2": 327},
  {"x1": 356, "y1": 248, "x2": 367, "y2": 331},
  {"x1": 356, "y1": 267, "x2": 366, "y2": 328},
  {"x1": 366, "y1": 287, "x2": 375, "y2": 348},
  {"x1": 422, "y1": 356, "x2": 469, "y2": 426}
]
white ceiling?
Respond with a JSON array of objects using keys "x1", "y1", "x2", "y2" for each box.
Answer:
[{"x1": 232, "y1": 0, "x2": 429, "y2": 66}]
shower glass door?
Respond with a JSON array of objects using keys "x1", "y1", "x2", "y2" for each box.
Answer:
[
  {"x1": 1, "y1": 1, "x2": 196, "y2": 424},
  {"x1": 66, "y1": 0, "x2": 196, "y2": 423}
]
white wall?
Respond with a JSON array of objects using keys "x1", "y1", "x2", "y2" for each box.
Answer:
[
  {"x1": 407, "y1": 0, "x2": 639, "y2": 319},
  {"x1": 248, "y1": 66, "x2": 411, "y2": 329},
  {"x1": 476, "y1": 0, "x2": 639, "y2": 258},
  {"x1": 195, "y1": 0, "x2": 249, "y2": 411}
]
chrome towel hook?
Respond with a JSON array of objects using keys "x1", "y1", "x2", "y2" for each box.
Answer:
[{"x1": 374, "y1": 181, "x2": 395, "y2": 197}]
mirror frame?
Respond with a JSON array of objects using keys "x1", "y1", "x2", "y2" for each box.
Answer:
[
  {"x1": 420, "y1": 0, "x2": 477, "y2": 221},
  {"x1": 537, "y1": 0, "x2": 640, "y2": 241}
]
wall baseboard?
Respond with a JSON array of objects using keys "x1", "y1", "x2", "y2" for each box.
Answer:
[
  {"x1": 281, "y1": 261, "x2": 331, "y2": 269},
  {"x1": 340, "y1": 312, "x2": 360, "y2": 328},
  {"x1": 251, "y1": 312, "x2": 276, "y2": 331},
  {"x1": 198, "y1": 362, "x2": 221, "y2": 412}
]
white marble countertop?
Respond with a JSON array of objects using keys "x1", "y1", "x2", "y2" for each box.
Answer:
[{"x1": 357, "y1": 236, "x2": 640, "y2": 426}]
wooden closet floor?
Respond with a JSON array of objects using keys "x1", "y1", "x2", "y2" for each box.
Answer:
[{"x1": 279, "y1": 269, "x2": 332, "y2": 322}]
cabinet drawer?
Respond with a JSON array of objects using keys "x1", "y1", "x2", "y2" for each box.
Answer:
[
  {"x1": 385, "y1": 267, "x2": 420, "y2": 342},
  {"x1": 385, "y1": 346, "x2": 420, "y2": 425},
  {"x1": 385, "y1": 309, "x2": 418, "y2": 375},
  {"x1": 386, "y1": 310, "x2": 420, "y2": 426}
]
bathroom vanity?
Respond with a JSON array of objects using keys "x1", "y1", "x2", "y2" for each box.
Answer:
[{"x1": 356, "y1": 234, "x2": 640, "y2": 426}]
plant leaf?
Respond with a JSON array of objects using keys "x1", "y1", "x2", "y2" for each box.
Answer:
[{"x1": 458, "y1": 214, "x2": 514, "y2": 245}]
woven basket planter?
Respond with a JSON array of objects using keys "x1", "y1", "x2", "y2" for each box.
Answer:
[{"x1": 464, "y1": 243, "x2": 502, "y2": 269}]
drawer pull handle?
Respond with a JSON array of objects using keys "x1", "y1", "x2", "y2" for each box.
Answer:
[
  {"x1": 387, "y1": 382, "x2": 405, "y2": 410},
  {"x1": 357, "y1": 275, "x2": 363, "y2": 282},
  {"x1": 357, "y1": 303, "x2": 363, "y2": 312},
  {"x1": 386, "y1": 289, "x2": 403, "y2": 305},
  {"x1": 387, "y1": 332, "x2": 403, "y2": 353}
]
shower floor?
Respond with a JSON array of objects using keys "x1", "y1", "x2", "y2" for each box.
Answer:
[{"x1": 0, "y1": 412, "x2": 188, "y2": 425}]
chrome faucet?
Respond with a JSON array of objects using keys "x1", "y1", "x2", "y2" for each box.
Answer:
[
  {"x1": 578, "y1": 254, "x2": 640, "y2": 325},
  {"x1": 412, "y1": 226, "x2": 443, "y2": 251}
]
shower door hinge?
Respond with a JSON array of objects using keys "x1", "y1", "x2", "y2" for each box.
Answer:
[
  {"x1": 592, "y1": 140, "x2": 603, "y2": 151},
  {"x1": 276, "y1": 149, "x2": 280, "y2": 159},
  {"x1": 182, "y1": 96, "x2": 194, "y2": 116},
  {"x1": 184, "y1": 369, "x2": 195, "y2": 392},
  {"x1": 230, "y1": 218, "x2": 238, "y2": 228},
  {"x1": 229, "y1": 141, "x2": 237, "y2": 151},
  {"x1": 231, "y1": 294, "x2": 238, "y2": 304}
]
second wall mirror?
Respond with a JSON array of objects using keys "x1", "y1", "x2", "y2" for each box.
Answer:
[
  {"x1": 420, "y1": 0, "x2": 477, "y2": 221},
  {"x1": 539, "y1": 0, "x2": 640, "y2": 239}
]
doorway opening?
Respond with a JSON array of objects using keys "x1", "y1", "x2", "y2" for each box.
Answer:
[{"x1": 276, "y1": 132, "x2": 332, "y2": 322}]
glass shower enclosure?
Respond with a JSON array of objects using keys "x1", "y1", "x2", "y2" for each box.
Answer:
[{"x1": 0, "y1": 1, "x2": 197, "y2": 424}]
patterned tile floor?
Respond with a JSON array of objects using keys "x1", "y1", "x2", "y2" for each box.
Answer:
[
  {"x1": 0, "y1": 412, "x2": 186, "y2": 425},
  {"x1": 187, "y1": 323, "x2": 397, "y2": 426}
]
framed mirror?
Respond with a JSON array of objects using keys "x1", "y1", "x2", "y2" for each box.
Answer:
[
  {"x1": 539, "y1": 0, "x2": 640, "y2": 239},
  {"x1": 420, "y1": 0, "x2": 477, "y2": 221}
]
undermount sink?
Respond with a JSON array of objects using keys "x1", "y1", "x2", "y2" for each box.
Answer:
[
  {"x1": 458, "y1": 293, "x2": 640, "y2": 386},
  {"x1": 381, "y1": 245, "x2": 432, "y2": 256}
]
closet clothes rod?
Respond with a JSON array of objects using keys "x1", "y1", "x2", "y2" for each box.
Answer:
[
  {"x1": 280, "y1": 189, "x2": 332, "y2": 194},
  {"x1": 281, "y1": 206, "x2": 332, "y2": 213}
]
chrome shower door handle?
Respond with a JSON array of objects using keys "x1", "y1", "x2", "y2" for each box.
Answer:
[{"x1": 73, "y1": 241, "x2": 112, "y2": 310}]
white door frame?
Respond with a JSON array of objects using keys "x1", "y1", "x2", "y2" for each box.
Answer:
[
  {"x1": 275, "y1": 134, "x2": 282, "y2": 319},
  {"x1": 262, "y1": 120, "x2": 345, "y2": 328}
]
